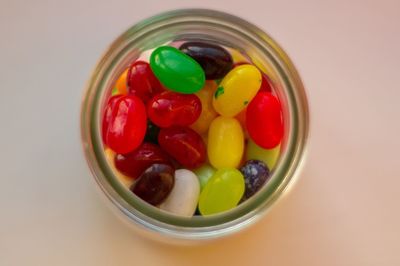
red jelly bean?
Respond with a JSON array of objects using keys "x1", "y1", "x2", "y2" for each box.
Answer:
[
  {"x1": 127, "y1": 61, "x2": 164, "y2": 103},
  {"x1": 102, "y1": 95, "x2": 147, "y2": 154},
  {"x1": 147, "y1": 91, "x2": 202, "y2": 128},
  {"x1": 246, "y1": 92, "x2": 283, "y2": 149},
  {"x1": 114, "y1": 142, "x2": 171, "y2": 179},
  {"x1": 158, "y1": 126, "x2": 206, "y2": 168},
  {"x1": 260, "y1": 74, "x2": 272, "y2": 92}
]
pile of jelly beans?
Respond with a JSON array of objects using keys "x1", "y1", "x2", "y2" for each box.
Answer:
[{"x1": 102, "y1": 41, "x2": 283, "y2": 217}]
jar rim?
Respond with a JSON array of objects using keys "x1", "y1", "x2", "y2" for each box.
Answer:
[{"x1": 81, "y1": 8, "x2": 309, "y2": 240}]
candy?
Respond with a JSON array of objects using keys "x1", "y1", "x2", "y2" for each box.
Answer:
[
  {"x1": 208, "y1": 116, "x2": 244, "y2": 169},
  {"x1": 158, "y1": 126, "x2": 206, "y2": 168},
  {"x1": 127, "y1": 61, "x2": 164, "y2": 102},
  {"x1": 198, "y1": 168, "x2": 245, "y2": 215},
  {"x1": 159, "y1": 169, "x2": 200, "y2": 217},
  {"x1": 147, "y1": 91, "x2": 202, "y2": 128},
  {"x1": 150, "y1": 46, "x2": 205, "y2": 94},
  {"x1": 246, "y1": 140, "x2": 280, "y2": 170},
  {"x1": 240, "y1": 160, "x2": 270, "y2": 199},
  {"x1": 213, "y1": 65, "x2": 262, "y2": 117},
  {"x1": 104, "y1": 148, "x2": 133, "y2": 188},
  {"x1": 179, "y1": 41, "x2": 233, "y2": 79},
  {"x1": 193, "y1": 164, "x2": 216, "y2": 190},
  {"x1": 131, "y1": 164, "x2": 174, "y2": 206},
  {"x1": 246, "y1": 92, "x2": 283, "y2": 149},
  {"x1": 143, "y1": 120, "x2": 160, "y2": 144},
  {"x1": 190, "y1": 81, "x2": 218, "y2": 134},
  {"x1": 102, "y1": 95, "x2": 147, "y2": 154},
  {"x1": 114, "y1": 69, "x2": 128, "y2": 95},
  {"x1": 114, "y1": 142, "x2": 171, "y2": 180},
  {"x1": 233, "y1": 62, "x2": 273, "y2": 92}
]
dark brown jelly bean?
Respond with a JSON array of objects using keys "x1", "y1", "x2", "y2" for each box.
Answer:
[
  {"x1": 131, "y1": 164, "x2": 175, "y2": 205},
  {"x1": 179, "y1": 42, "x2": 233, "y2": 80}
]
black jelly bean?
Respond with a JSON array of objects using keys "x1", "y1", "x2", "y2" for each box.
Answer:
[
  {"x1": 179, "y1": 41, "x2": 233, "y2": 80},
  {"x1": 240, "y1": 160, "x2": 270, "y2": 200}
]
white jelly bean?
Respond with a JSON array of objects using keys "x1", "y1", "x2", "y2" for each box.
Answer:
[{"x1": 159, "y1": 169, "x2": 200, "y2": 217}]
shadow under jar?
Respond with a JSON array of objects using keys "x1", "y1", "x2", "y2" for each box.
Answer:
[{"x1": 81, "y1": 9, "x2": 309, "y2": 242}]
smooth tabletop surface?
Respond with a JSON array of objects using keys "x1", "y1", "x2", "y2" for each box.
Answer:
[{"x1": 1, "y1": 0, "x2": 399, "y2": 265}]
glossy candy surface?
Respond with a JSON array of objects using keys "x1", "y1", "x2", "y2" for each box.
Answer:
[
  {"x1": 159, "y1": 169, "x2": 200, "y2": 217},
  {"x1": 102, "y1": 95, "x2": 147, "y2": 154},
  {"x1": 213, "y1": 65, "x2": 262, "y2": 117},
  {"x1": 158, "y1": 126, "x2": 206, "y2": 168},
  {"x1": 114, "y1": 69, "x2": 128, "y2": 95},
  {"x1": 233, "y1": 62, "x2": 272, "y2": 92},
  {"x1": 147, "y1": 91, "x2": 202, "y2": 128},
  {"x1": 246, "y1": 140, "x2": 280, "y2": 170},
  {"x1": 179, "y1": 42, "x2": 233, "y2": 79},
  {"x1": 208, "y1": 117, "x2": 244, "y2": 169},
  {"x1": 246, "y1": 92, "x2": 283, "y2": 149},
  {"x1": 193, "y1": 164, "x2": 216, "y2": 190},
  {"x1": 104, "y1": 148, "x2": 133, "y2": 188},
  {"x1": 114, "y1": 143, "x2": 171, "y2": 180},
  {"x1": 198, "y1": 168, "x2": 245, "y2": 215},
  {"x1": 240, "y1": 160, "x2": 270, "y2": 199},
  {"x1": 190, "y1": 81, "x2": 218, "y2": 134},
  {"x1": 131, "y1": 164, "x2": 174, "y2": 206},
  {"x1": 127, "y1": 61, "x2": 164, "y2": 102},
  {"x1": 150, "y1": 46, "x2": 205, "y2": 94}
]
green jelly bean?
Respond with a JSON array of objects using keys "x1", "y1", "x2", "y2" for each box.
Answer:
[
  {"x1": 193, "y1": 164, "x2": 216, "y2": 190},
  {"x1": 198, "y1": 168, "x2": 245, "y2": 216},
  {"x1": 246, "y1": 140, "x2": 280, "y2": 170},
  {"x1": 150, "y1": 46, "x2": 205, "y2": 94}
]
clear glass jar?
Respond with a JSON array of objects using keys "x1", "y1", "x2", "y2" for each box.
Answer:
[{"x1": 80, "y1": 9, "x2": 309, "y2": 242}]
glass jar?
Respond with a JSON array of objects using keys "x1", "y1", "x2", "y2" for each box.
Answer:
[{"x1": 80, "y1": 9, "x2": 309, "y2": 242}]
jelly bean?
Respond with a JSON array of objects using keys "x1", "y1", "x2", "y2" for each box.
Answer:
[
  {"x1": 179, "y1": 42, "x2": 233, "y2": 79},
  {"x1": 208, "y1": 116, "x2": 244, "y2": 169},
  {"x1": 127, "y1": 61, "x2": 164, "y2": 103},
  {"x1": 111, "y1": 87, "x2": 119, "y2": 96},
  {"x1": 235, "y1": 108, "x2": 248, "y2": 138},
  {"x1": 233, "y1": 62, "x2": 272, "y2": 92},
  {"x1": 260, "y1": 74, "x2": 273, "y2": 92},
  {"x1": 150, "y1": 46, "x2": 205, "y2": 94},
  {"x1": 158, "y1": 126, "x2": 206, "y2": 169},
  {"x1": 198, "y1": 168, "x2": 245, "y2": 215},
  {"x1": 228, "y1": 48, "x2": 249, "y2": 63},
  {"x1": 147, "y1": 91, "x2": 202, "y2": 128},
  {"x1": 240, "y1": 160, "x2": 270, "y2": 199},
  {"x1": 131, "y1": 164, "x2": 175, "y2": 206},
  {"x1": 114, "y1": 68, "x2": 128, "y2": 95},
  {"x1": 144, "y1": 120, "x2": 160, "y2": 144},
  {"x1": 104, "y1": 148, "x2": 133, "y2": 188},
  {"x1": 159, "y1": 169, "x2": 200, "y2": 217},
  {"x1": 213, "y1": 65, "x2": 261, "y2": 117},
  {"x1": 190, "y1": 81, "x2": 218, "y2": 134},
  {"x1": 114, "y1": 142, "x2": 171, "y2": 180},
  {"x1": 193, "y1": 164, "x2": 216, "y2": 190},
  {"x1": 246, "y1": 92, "x2": 283, "y2": 149},
  {"x1": 102, "y1": 95, "x2": 147, "y2": 154},
  {"x1": 246, "y1": 140, "x2": 280, "y2": 170}
]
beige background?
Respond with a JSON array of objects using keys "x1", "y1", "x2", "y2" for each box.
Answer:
[{"x1": 1, "y1": 0, "x2": 399, "y2": 265}]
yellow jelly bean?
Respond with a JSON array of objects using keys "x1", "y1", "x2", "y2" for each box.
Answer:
[
  {"x1": 114, "y1": 69, "x2": 128, "y2": 95},
  {"x1": 104, "y1": 148, "x2": 133, "y2": 188},
  {"x1": 208, "y1": 116, "x2": 244, "y2": 169},
  {"x1": 190, "y1": 81, "x2": 218, "y2": 134},
  {"x1": 213, "y1": 65, "x2": 261, "y2": 117},
  {"x1": 246, "y1": 140, "x2": 281, "y2": 170},
  {"x1": 235, "y1": 108, "x2": 249, "y2": 139},
  {"x1": 227, "y1": 48, "x2": 249, "y2": 63}
]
